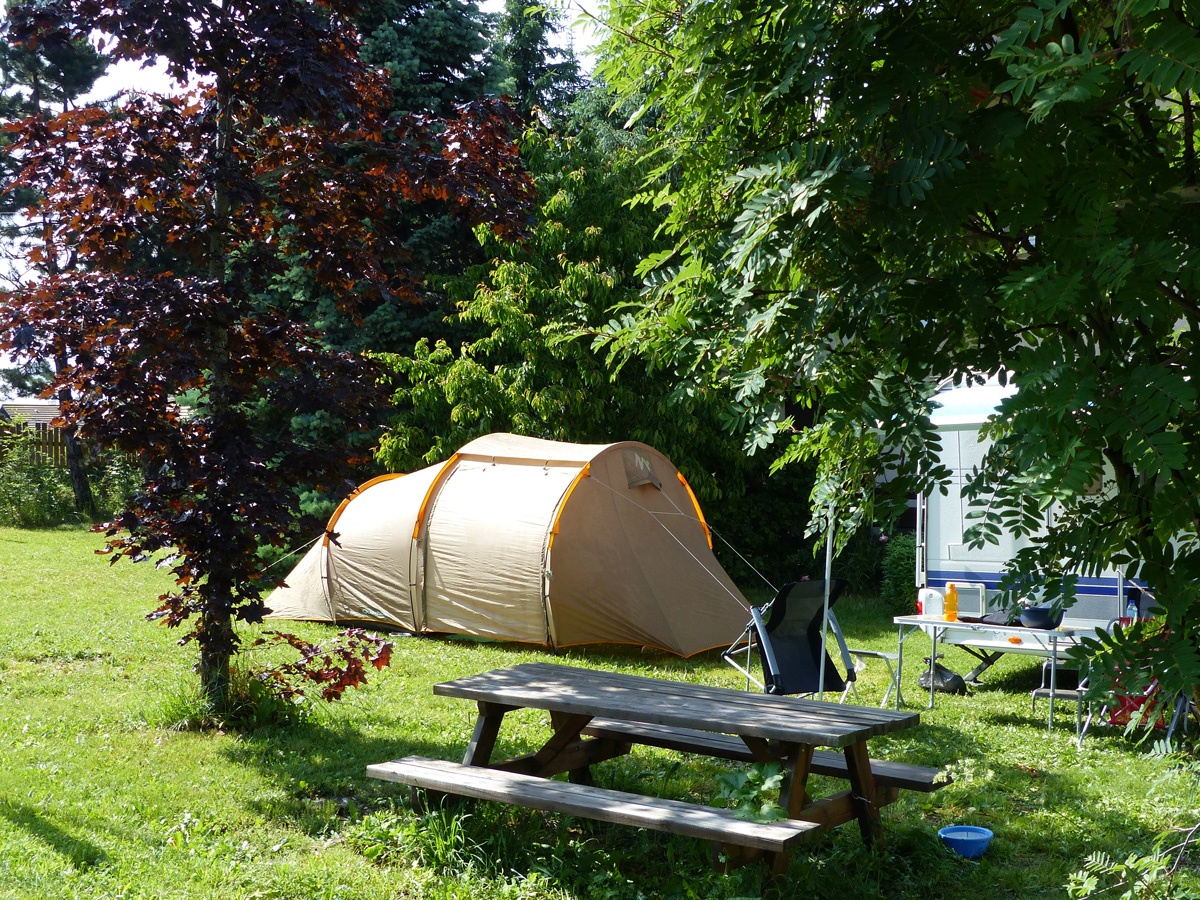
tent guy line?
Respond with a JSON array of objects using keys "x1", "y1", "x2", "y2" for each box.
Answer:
[{"x1": 590, "y1": 475, "x2": 750, "y2": 612}]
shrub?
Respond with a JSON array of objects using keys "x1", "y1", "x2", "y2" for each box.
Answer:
[
  {"x1": 836, "y1": 527, "x2": 889, "y2": 594},
  {"x1": 880, "y1": 532, "x2": 918, "y2": 614},
  {"x1": 0, "y1": 428, "x2": 79, "y2": 526},
  {"x1": 94, "y1": 452, "x2": 142, "y2": 520},
  {"x1": 707, "y1": 463, "x2": 818, "y2": 591},
  {"x1": 0, "y1": 428, "x2": 143, "y2": 527}
]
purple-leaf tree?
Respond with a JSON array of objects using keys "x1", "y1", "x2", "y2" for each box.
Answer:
[{"x1": 0, "y1": 0, "x2": 532, "y2": 711}]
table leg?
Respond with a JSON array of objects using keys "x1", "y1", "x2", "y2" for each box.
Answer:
[
  {"x1": 544, "y1": 711, "x2": 596, "y2": 783},
  {"x1": 462, "y1": 701, "x2": 515, "y2": 767},
  {"x1": 768, "y1": 742, "x2": 814, "y2": 878},
  {"x1": 896, "y1": 624, "x2": 927, "y2": 709},
  {"x1": 739, "y1": 735, "x2": 779, "y2": 765},
  {"x1": 843, "y1": 741, "x2": 882, "y2": 845},
  {"x1": 928, "y1": 627, "x2": 939, "y2": 709},
  {"x1": 778, "y1": 743, "x2": 814, "y2": 819},
  {"x1": 1048, "y1": 636, "x2": 1057, "y2": 732}
]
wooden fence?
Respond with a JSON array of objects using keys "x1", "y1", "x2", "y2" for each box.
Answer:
[
  {"x1": 31, "y1": 423, "x2": 68, "y2": 466},
  {"x1": 0, "y1": 423, "x2": 69, "y2": 466}
]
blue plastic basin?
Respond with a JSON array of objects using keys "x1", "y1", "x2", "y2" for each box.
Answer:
[{"x1": 938, "y1": 825, "x2": 993, "y2": 858}]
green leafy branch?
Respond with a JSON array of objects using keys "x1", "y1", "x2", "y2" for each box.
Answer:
[
  {"x1": 715, "y1": 762, "x2": 788, "y2": 823},
  {"x1": 1067, "y1": 822, "x2": 1200, "y2": 900}
]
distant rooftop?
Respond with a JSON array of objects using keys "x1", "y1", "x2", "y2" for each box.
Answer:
[{"x1": 0, "y1": 398, "x2": 61, "y2": 426}]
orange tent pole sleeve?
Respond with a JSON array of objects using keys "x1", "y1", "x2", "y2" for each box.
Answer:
[
  {"x1": 676, "y1": 471, "x2": 712, "y2": 549},
  {"x1": 322, "y1": 473, "x2": 406, "y2": 547},
  {"x1": 547, "y1": 463, "x2": 591, "y2": 553},
  {"x1": 412, "y1": 454, "x2": 460, "y2": 540}
]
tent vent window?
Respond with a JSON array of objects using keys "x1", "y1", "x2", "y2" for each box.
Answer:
[{"x1": 624, "y1": 448, "x2": 662, "y2": 489}]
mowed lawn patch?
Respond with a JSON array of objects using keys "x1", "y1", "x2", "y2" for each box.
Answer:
[{"x1": 1, "y1": 526, "x2": 1197, "y2": 899}]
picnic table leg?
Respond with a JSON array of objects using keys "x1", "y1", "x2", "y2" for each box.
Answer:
[
  {"x1": 462, "y1": 701, "x2": 515, "y2": 767},
  {"x1": 408, "y1": 700, "x2": 513, "y2": 811},
  {"x1": 769, "y1": 742, "x2": 814, "y2": 877},
  {"x1": 710, "y1": 740, "x2": 812, "y2": 877},
  {"x1": 543, "y1": 711, "x2": 596, "y2": 784},
  {"x1": 843, "y1": 741, "x2": 883, "y2": 845},
  {"x1": 778, "y1": 742, "x2": 815, "y2": 818}
]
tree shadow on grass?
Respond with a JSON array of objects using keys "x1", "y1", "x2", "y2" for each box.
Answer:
[
  {"x1": 876, "y1": 720, "x2": 987, "y2": 765},
  {"x1": 0, "y1": 798, "x2": 109, "y2": 869},
  {"x1": 215, "y1": 715, "x2": 781, "y2": 894},
  {"x1": 215, "y1": 698, "x2": 1167, "y2": 899},
  {"x1": 221, "y1": 716, "x2": 464, "y2": 792}
]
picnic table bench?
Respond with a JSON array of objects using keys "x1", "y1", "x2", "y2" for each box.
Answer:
[{"x1": 367, "y1": 662, "x2": 945, "y2": 876}]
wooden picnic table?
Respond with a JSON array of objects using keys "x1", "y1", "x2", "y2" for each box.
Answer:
[{"x1": 369, "y1": 662, "x2": 936, "y2": 876}]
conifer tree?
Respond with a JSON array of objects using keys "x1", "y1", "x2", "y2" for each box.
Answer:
[
  {"x1": 496, "y1": 0, "x2": 584, "y2": 121},
  {"x1": 356, "y1": 0, "x2": 501, "y2": 117},
  {"x1": 0, "y1": 22, "x2": 106, "y2": 515}
]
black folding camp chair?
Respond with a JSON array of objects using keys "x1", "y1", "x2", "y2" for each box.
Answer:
[{"x1": 723, "y1": 579, "x2": 865, "y2": 702}]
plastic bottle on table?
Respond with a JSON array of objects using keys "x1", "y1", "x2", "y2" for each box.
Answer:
[
  {"x1": 943, "y1": 582, "x2": 959, "y2": 622},
  {"x1": 1124, "y1": 596, "x2": 1138, "y2": 620}
]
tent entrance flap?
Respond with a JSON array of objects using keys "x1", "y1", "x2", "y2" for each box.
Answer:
[{"x1": 422, "y1": 457, "x2": 579, "y2": 644}]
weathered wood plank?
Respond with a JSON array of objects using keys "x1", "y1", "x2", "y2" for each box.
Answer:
[
  {"x1": 788, "y1": 791, "x2": 857, "y2": 829},
  {"x1": 581, "y1": 718, "x2": 948, "y2": 793},
  {"x1": 516, "y1": 663, "x2": 917, "y2": 727},
  {"x1": 434, "y1": 663, "x2": 918, "y2": 747},
  {"x1": 462, "y1": 701, "x2": 514, "y2": 766},
  {"x1": 583, "y1": 718, "x2": 756, "y2": 760},
  {"x1": 552, "y1": 664, "x2": 915, "y2": 726},
  {"x1": 843, "y1": 741, "x2": 882, "y2": 844},
  {"x1": 780, "y1": 743, "x2": 814, "y2": 819},
  {"x1": 367, "y1": 756, "x2": 820, "y2": 852},
  {"x1": 487, "y1": 736, "x2": 629, "y2": 778},
  {"x1": 532, "y1": 713, "x2": 593, "y2": 771}
]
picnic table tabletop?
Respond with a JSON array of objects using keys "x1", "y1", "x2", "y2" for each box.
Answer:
[{"x1": 433, "y1": 661, "x2": 920, "y2": 748}]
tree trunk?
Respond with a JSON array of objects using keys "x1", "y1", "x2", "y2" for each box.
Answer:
[
  {"x1": 196, "y1": 77, "x2": 237, "y2": 715},
  {"x1": 54, "y1": 354, "x2": 95, "y2": 517},
  {"x1": 62, "y1": 423, "x2": 95, "y2": 517},
  {"x1": 199, "y1": 628, "x2": 233, "y2": 714}
]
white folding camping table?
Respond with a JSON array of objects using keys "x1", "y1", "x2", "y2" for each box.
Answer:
[{"x1": 893, "y1": 615, "x2": 1090, "y2": 731}]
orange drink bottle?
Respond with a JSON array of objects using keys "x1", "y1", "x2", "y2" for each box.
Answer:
[{"x1": 943, "y1": 583, "x2": 958, "y2": 622}]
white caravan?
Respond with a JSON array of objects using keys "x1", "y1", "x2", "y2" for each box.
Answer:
[{"x1": 914, "y1": 377, "x2": 1131, "y2": 679}]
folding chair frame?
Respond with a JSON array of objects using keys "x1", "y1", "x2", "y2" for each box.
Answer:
[{"x1": 722, "y1": 585, "x2": 896, "y2": 706}]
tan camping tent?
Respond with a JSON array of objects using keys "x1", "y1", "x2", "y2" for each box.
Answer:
[{"x1": 266, "y1": 433, "x2": 749, "y2": 656}]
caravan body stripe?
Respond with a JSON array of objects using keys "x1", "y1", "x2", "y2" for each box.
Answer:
[{"x1": 927, "y1": 569, "x2": 1128, "y2": 596}]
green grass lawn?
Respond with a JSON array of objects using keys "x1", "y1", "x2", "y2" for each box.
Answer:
[{"x1": 1, "y1": 526, "x2": 1197, "y2": 899}]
